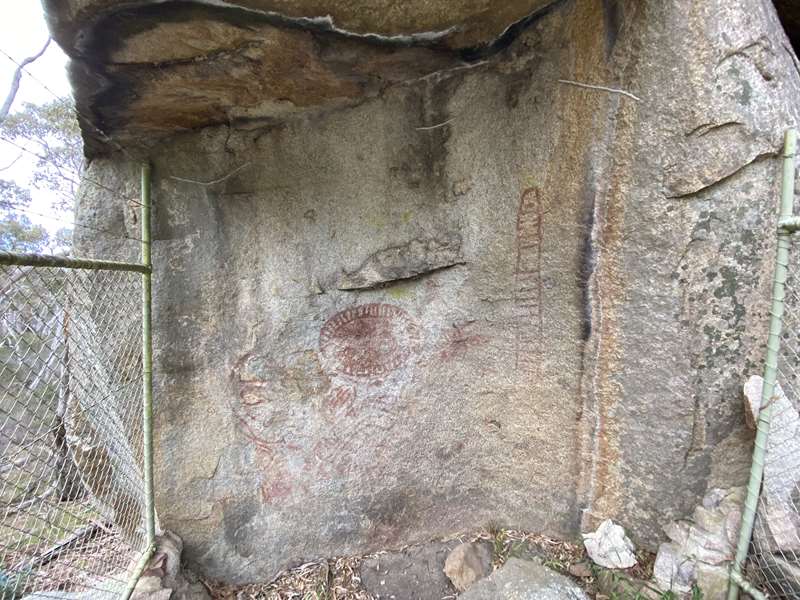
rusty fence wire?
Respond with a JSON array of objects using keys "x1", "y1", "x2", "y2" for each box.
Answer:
[{"x1": 0, "y1": 258, "x2": 149, "y2": 600}]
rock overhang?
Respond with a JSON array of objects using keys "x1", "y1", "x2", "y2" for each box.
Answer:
[{"x1": 42, "y1": 0, "x2": 561, "y2": 157}]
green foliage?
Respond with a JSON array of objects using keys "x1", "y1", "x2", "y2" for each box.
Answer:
[
  {"x1": 0, "y1": 214, "x2": 48, "y2": 253},
  {"x1": 0, "y1": 179, "x2": 31, "y2": 208},
  {"x1": 1, "y1": 98, "x2": 82, "y2": 212},
  {"x1": 0, "y1": 98, "x2": 80, "y2": 253},
  {"x1": 0, "y1": 179, "x2": 47, "y2": 252},
  {"x1": 487, "y1": 521, "x2": 510, "y2": 564},
  {"x1": 592, "y1": 565, "x2": 696, "y2": 600}
]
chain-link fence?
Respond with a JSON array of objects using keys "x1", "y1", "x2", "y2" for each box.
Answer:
[
  {"x1": 746, "y1": 233, "x2": 800, "y2": 598},
  {"x1": 730, "y1": 129, "x2": 800, "y2": 600},
  {"x1": 0, "y1": 254, "x2": 152, "y2": 600}
]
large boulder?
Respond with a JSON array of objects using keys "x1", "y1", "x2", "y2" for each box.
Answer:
[
  {"x1": 58, "y1": 0, "x2": 800, "y2": 585},
  {"x1": 459, "y1": 557, "x2": 590, "y2": 600}
]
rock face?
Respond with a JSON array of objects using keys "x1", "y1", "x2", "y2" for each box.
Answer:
[{"x1": 57, "y1": 0, "x2": 800, "y2": 585}]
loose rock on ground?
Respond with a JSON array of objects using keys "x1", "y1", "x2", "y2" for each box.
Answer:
[
  {"x1": 459, "y1": 557, "x2": 590, "y2": 600},
  {"x1": 443, "y1": 541, "x2": 493, "y2": 592},
  {"x1": 582, "y1": 520, "x2": 637, "y2": 570}
]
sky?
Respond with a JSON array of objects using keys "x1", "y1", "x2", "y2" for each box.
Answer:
[
  {"x1": 0, "y1": 1, "x2": 73, "y2": 234},
  {"x1": 0, "y1": 2, "x2": 71, "y2": 104}
]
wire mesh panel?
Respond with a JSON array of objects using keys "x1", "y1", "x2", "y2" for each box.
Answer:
[
  {"x1": 746, "y1": 235, "x2": 800, "y2": 599},
  {"x1": 0, "y1": 262, "x2": 147, "y2": 600}
]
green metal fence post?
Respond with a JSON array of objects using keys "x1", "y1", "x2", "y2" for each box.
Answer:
[
  {"x1": 728, "y1": 128, "x2": 797, "y2": 600},
  {"x1": 141, "y1": 162, "x2": 155, "y2": 549},
  {"x1": 121, "y1": 162, "x2": 155, "y2": 600}
]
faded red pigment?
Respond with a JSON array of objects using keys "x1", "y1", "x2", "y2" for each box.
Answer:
[{"x1": 319, "y1": 303, "x2": 421, "y2": 378}]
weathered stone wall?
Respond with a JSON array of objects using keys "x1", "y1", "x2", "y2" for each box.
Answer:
[{"x1": 66, "y1": 0, "x2": 800, "y2": 584}]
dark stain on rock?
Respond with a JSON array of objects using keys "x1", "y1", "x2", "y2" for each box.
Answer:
[
  {"x1": 578, "y1": 186, "x2": 597, "y2": 342},
  {"x1": 738, "y1": 79, "x2": 753, "y2": 106},
  {"x1": 504, "y1": 66, "x2": 536, "y2": 110},
  {"x1": 391, "y1": 76, "x2": 461, "y2": 194},
  {"x1": 713, "y1": 265, "x2": 739, "y2": 300},
  {"x1": 434, "y1": 441, "x2": 465, "y2": 462},
  {"x1": 602, "y1": 0, "x2": 622, "y2": 56},
  {"x1": 222, "y1": 496, "x2": 260, "y2": 559},
  {"x1": 360, "y1": 489, "x2": 430, "y2": 547}
]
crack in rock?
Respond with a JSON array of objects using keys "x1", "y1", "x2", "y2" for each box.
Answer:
[{"x1": 337, "y1": 233, "x2": 464, "y2": 291}]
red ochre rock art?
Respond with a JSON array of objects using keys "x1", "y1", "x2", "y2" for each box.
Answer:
[
  {"x1": 437, "y1": 321, "x2": 489, "y2": 362},
  {"x1": 260, "y1": 472, "x2": 294, "y2": 504},
  {"x1": 323, "y1": 385, "x2": 357, "y2": 420},
  {"x1": 229, "y1": 351, "x2": 329, "y2": 504},
  {"x1": 514, "y1": 186, "x2": 550, "y2": 373},
  {"x1": 319, "y1": 303, "x2": 421, "y2": 379},
  {"x1": 229, "y1": 305, "x2": 422, "y2": 504},
  {"x1": 230, "y1": 351, "x2": 329, "y2": 449}
]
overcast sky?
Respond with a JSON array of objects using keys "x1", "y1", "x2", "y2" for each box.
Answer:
[{"x1": 0, "y1": 2, "x2": 72, "y2": 232}]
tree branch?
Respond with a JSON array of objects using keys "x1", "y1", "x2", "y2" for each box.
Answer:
[{"x1": 0, "y1": 38, "x2": 51, "y2": 122}]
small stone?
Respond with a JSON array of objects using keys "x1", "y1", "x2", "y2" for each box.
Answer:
[
  {"x1": 567, "y1": 561, "x2": 593, "y2": 578},
  {"x1": 653, "y1": 542, "x2": 694, "y2": 594},
  {"x1": 683, "y1": 526, "x2": 732, "y2": 565},
  {"x1": 693, "y1": 506, "x2": 727, "y2": 538},
  {"x1": 131, "y1": 589, "x2": 172, "y2": 600},
  {"x1": 157, "y1": 532, "x2": 185, "y2": 588},
  {"x1": 694, "y1": 563, "x2": 730, "y2": 600},
  {"x1": 134, "y1": 576, "x2": 164, "y2": 594},
  {"x1": 720, "y1": 487, "x2": 746, "y2": 510},
  {"x1": 443, "y1": 541, "x2": 492, "y2": 592},
  {"x1": 724, "y1": 507, "x2": 742, "y2": 547},
  {"x1": 582, "y1": 520, "x2": 637, "y2": 569},
  {"x1": 663, "y1": 521, "x2": 690, "y2": 545},
  {"x1": 132, "y1": 532, "x2": 210, "y2": 600},
  {"x1": 702, "y1": 488, "x2": 727, "y2": 510},
  {"x1": 451, "y1": 177, "x2": 472, "y2": 197}
]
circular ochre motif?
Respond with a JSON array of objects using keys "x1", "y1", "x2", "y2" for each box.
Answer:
[{"x1": 319, "y1": 303, "x2": 420, "y2": 378}]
